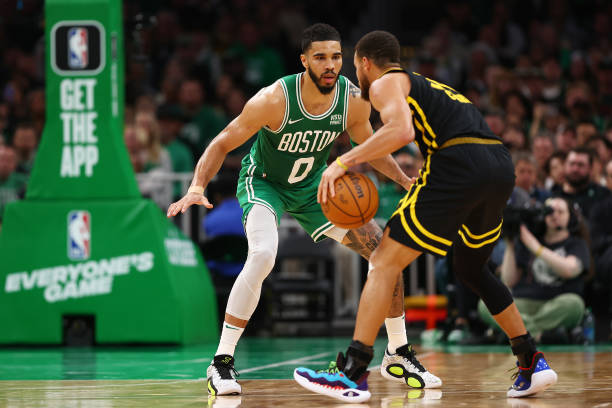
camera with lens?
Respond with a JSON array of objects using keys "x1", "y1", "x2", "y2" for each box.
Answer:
[{"x1": 502, "y1": 202, "x2": 553, "y2": 239}]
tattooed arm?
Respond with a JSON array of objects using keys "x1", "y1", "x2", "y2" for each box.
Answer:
[{"x1": 345, "y1": 81, "x2": 414, "y2": 191}]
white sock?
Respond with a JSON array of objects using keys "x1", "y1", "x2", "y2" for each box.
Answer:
[
  {"x1": 385, "y1": 314, "x2": 408, "y2": 354},
  {"x1": 215, "y1": 322, "x2": 245, "y2": 357}
]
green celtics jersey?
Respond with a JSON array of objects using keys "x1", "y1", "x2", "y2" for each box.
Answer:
[{"x1": 241, "y1": 72, "x2": 349, "y2": 188}]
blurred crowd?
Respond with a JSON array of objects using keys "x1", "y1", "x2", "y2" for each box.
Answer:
[{"x1": 0, "y1": 0, "x2": 610, "y2": 340}]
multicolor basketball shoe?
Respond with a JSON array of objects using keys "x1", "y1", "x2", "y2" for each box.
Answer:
[
  {"x1": 380, "y1": 344, "x2": 442, "y2": 388},
  {"x1": 207, "y1": 355, "x2": 241, "y2": 396},
  {"x1": 294, "y1": 357, "x2": 371, "y2": 403},
  {"x1": 507, "y1": 351, "x2": 557, "y2": 397}
]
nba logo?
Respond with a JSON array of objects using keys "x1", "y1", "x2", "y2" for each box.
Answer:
[
  {"x1": 68, "y1": 27, "x2": 88, "y2": 69},
  {"x1": 68, "y1": 210, "x2": 91, "y2": 260}
]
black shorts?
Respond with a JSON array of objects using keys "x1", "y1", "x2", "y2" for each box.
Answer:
[{"x1": 386, "y1": 140, "x2": 515, "y2": 257}]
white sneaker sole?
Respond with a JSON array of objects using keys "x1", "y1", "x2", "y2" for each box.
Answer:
[
  {"x1": 293, "y1": 369, "x2": 371, "y2": 403},
  {"x1": 507, "y1": 369, "x2": 558, "y2": 398},
  {"x1": 207, "y1": 378, "x2": 242, "y2": 396},
  {"x1": 380, "y1": 363, "x2": 442, "y2": 388}
]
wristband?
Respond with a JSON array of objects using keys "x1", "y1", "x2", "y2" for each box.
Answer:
[
  {"x1": 535, "y1": 245, "x2": 543, "y2": 257},
  {"x1": 336, "y1": 157, "x2": 349, "y2": 170},
  {"x1": 188, "y1": 186, "x2": 204, "y2": 195}
]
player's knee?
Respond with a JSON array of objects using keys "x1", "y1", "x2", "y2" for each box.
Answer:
[
  {"x1": 248, "y1": 245, "x2": 277, "y2": 272},
  {"x1": 369, "y1": 248, "x2": 401, "y2": 278}
]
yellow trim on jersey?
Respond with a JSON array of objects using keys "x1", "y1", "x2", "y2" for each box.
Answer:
[
  {"x1": 377, "y1": 66, "x2": 405, "y2": 79},
  {"x1": 458, "y1": 229, "x2": 501, "y2": 248},
  {"x1": 406, "y1": 96, "x2": 439, "y2": 150},
  {"x1": 461, "y1": 220, "x2": 503, "y2": 240},
  {"x1": 439, "y1": 137, "x2": 502, "y2": 150},
  {"x1": 411, "y1": 113, "x2": 432, "y2": 148},
  {"x1": 399, "y1": 209, "x2": 447, "y2": 256},
  {"x1": 391, "y1": 154, "x2": 453, "y2": 251}
]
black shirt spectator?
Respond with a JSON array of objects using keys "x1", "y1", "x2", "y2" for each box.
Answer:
[{"x1": 551, "y1": 147, "x2": 610, "y2": 219}]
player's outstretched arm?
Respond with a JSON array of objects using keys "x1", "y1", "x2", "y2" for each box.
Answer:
[
  {"x1": 167, "y1": 83, "x2": 284, "y2": 217},
  {"x1": 346, "y1": 89, "x2": 414, "y2": 190}
]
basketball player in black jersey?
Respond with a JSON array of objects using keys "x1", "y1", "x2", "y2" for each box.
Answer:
[{"x1": 294, "y1": 30, "x2": 557, "y2": 403}]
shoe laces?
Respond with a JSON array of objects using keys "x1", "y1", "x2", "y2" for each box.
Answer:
[
  {"x1": 397, "y1": 346, "x2": 426, "y2": 372},
  {"x1": 213, "y1": 360, "x2": 240, "y2": 380},
  {"x1": 317, "y1": 361, "x2": 340, "y2": 375}
]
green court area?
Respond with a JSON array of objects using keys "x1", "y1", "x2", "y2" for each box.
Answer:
[{"x1": 1, "y1": 338, "x2": 610, "y2": 381}]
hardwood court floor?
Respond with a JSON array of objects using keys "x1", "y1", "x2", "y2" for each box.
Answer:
[{"x1": 1, "y1": 339, "x2": 611, "y2": 407}]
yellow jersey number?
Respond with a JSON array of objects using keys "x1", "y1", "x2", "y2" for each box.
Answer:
[{"x1": 425, "y1": 77, "x2": 471, "y2": 104}]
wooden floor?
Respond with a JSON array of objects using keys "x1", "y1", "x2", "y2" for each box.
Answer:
[{"x1": 1, "y1": 350, "x2": 611, "y2": 407}]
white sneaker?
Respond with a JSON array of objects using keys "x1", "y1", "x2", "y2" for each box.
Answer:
[
  {"x1": 380, "y1": 344, "x2": 442, "y2": 388},
  {"x1": 206, "y1": 355, "x2": 242, "y2": 396}
]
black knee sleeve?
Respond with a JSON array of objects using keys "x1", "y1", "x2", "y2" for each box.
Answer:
[{"x1": 453, "y1": 254, "x2": 513, "y2": 316}]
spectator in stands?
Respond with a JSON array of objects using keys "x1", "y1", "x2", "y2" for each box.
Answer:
[
  {"x1": 226, "y1": 21, "x2": 285, "y2": 93},
  {"x1": 588, "y1": 160, "x2": 612, "y2": 309},
  {"x1": 177, "y1": 79, "x2": 227, "y2": 158},
  {"x1": 124, "y1": 123, "x2": 172, "y2": 210},
  {"x1": 483, "y1": 110, "x2": 505, "y2": 138},
  {"x1": 0, "y1": 145, "x2": 27, "y2": 226},
  {"x1": 12, "y1": 122, "x2": 38, "y2": 175},
  {"x1": 156, "y1": 105, "x2": 193, "y2": 198},
  {"x1": 576, "y1": 120, "x2": 598, "y2": 146},
  {"x1": 544, "y1": 151, "x2": 566, "y2": 191},
  {"x1": 513, "y1": 152, "x2": 550, "y2": 203},
  {"x1": 531, "y1": 134, "x2": 554, "y2": 183},
  {"x1": 501, "y1": 124, "x2": 527, "y2": 152},
  {"x1": 479, "y1": 197, "x2": 588, "y2": 343},
  {"x1": 551, "y1": 147, "x2": 610, "y2": 219},
  {"x1": 555, "y1": 125, "x2": 578, "y2": 154}
]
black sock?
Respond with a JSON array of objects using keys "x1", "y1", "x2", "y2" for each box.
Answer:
[
  {"x1": 339, "y1": 340, "x2": 374, "y2": 381},
  {"x1": 509, "y1": 333, "x2": 537, "y2": 368}
]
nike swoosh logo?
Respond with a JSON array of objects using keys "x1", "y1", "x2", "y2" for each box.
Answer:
[
  {"x1": 288, "y1": 118, "x2": 303, "y2": 124},
  {"x1": 225, "y1": 324, "x2": 239, "y2": 330}
]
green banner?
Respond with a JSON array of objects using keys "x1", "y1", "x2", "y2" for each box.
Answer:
[
  {"x1": 27, "y1": 0, "x2": 138, "y2": 200},
  {"x1": 0, "y1": 200, "x2": 217, "y2": 344},
  {"x1": 0, "y1": 0, "x2": 218, "y2": 344}
]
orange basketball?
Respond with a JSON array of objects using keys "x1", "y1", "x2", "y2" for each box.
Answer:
[{"x1": 321, "y1": 172, "x2": 379, "y2": 229}]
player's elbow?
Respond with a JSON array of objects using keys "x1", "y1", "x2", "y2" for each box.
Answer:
[{"x1": 397, "y1": 123, "x2": 415, "y2": 145}]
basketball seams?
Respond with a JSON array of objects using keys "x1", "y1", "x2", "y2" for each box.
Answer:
[
  {"x1": 321, "y1": 172, "x2": 379, "y2": 229},
  {"x1": 339, "y1": 175, "x2": 365, "y2": 225}
]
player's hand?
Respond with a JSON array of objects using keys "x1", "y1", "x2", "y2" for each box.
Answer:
[
  {"x1": 519, "y1": 224, "x2": 540, "y2": 253},
  {"x1": 402, "y1": 176, "x2": 417, "y2": 191},
  {"x1": 318, "y1": 160, "x2": 346, "y2": 204},
  {"x1": 166, "y1": 192, "x2": 213, "y2": 217}
]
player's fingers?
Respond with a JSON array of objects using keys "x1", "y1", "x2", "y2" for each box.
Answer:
[
  {"x1": 329, "y1": 178, "x2": 335, "y2": 198},
  {"x1": 202, "y1": 197, "x2": 213, "y2": 209},
  {"x1": 168, "y1": 202, "x2": 180, "y2": 217},
  {"x1": 321, "y1": 179, "x2": 328, "y2": 204},
  {"x1": 317, "y1": 184, "x2": 322, "y2": 203}
]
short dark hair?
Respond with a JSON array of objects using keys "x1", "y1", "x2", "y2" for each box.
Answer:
[
  {"x1": 355, "y1": 30, "x2": 400, "y2": 67},
  {"x1": 301, "y1": 23, "x2": 341, "y2": 53},
  {"x1": 544, "y1": 150, "x2": 567, "y2": 174},
  {"x1": 568, "y1": 146, "x2": 594, "y2": 166}
]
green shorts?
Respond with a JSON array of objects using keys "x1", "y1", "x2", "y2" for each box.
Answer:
[{"x1": 236, "y1": 167, "x2": 334, "y2": 242}]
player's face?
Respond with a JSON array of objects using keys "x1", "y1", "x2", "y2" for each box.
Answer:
[
  {"x1": 353, "y1": 53, "x2": 370, "y2": 101},
  {"x1": 302, "y1": 41, "x2": 342, "y2": 94}
]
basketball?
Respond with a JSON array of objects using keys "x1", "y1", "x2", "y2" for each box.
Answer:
[{"x1": 321, "y1": 172, "x2": 379, "y2": 229}]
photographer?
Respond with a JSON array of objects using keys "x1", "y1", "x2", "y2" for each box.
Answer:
[{"x1": 478, "y1": 197, "x2": 589, "y2": 343}]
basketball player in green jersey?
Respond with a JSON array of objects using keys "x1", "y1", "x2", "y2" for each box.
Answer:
[{"x1": 167, "y1": 24, "x2": 441, "y2": 396}]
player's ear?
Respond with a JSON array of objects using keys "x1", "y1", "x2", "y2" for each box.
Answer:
[{"x1": 300, "y1": 54, "x2": 308, "y2": 69}]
